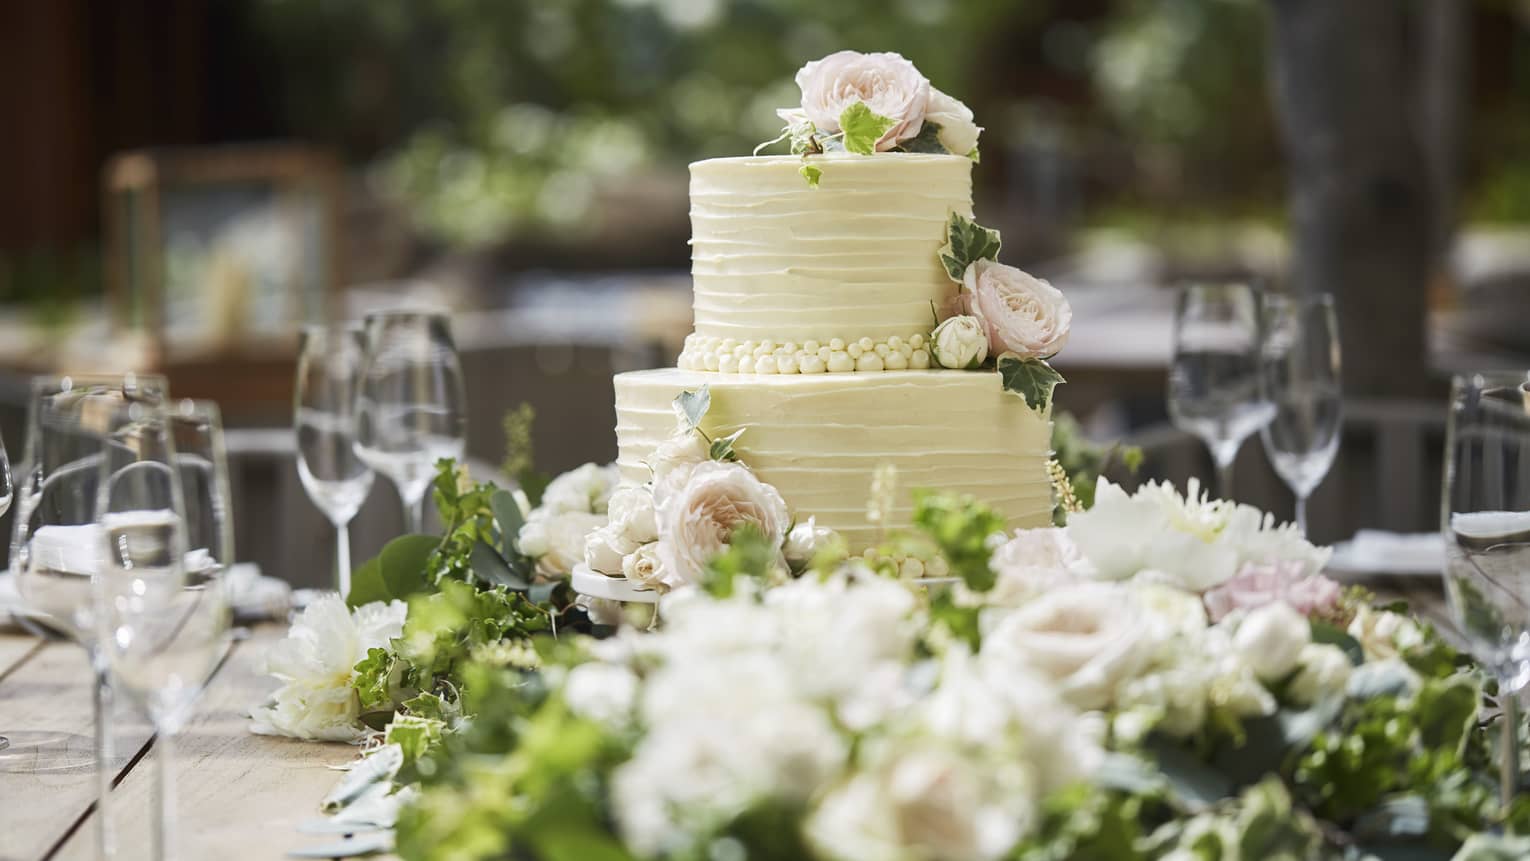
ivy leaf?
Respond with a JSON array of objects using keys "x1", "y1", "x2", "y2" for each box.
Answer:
[
  {"x1": 838, "y1": 102, "x2": 896, "y2": 156},
  {"x1": 937, "y1": 211, "x2": 1002, "y2": 281},
  {"x1": 709, "y1": 428, "x2": 746, "y2": 462},
  {"x1": 895, "y1": 121, "x2": 948, "y2": 154},
  {"x1": 998, "y1": 354, "x2": 1065, "y2": 413},
  {"x1": 673, "y1": 386, "x2": 711, "y2": 431},
  {"x1": 799, "y1": 164, "x2": 822, "y2": 188},
  {"x1": 352, "y1": 647, "x2": 397, "y2": 712}
]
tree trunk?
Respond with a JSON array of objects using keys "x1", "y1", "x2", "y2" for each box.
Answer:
[{"x1": 1266, "y1": 0, "x2": 1451, "y2": 398}]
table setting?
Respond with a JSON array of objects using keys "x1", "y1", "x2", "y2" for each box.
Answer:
[{"x1": 3, "y1": 47, "x2": 1530, "y2": 861}]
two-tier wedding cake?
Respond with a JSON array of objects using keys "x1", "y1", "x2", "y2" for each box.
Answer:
[{"x1": 568, "y1": 50, "x2": 1074, "y2": 597}]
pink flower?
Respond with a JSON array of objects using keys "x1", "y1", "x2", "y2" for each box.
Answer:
[
  {"x1": 961, "y1": 260, "x2": 1072, "y2": 359},
  {"x1": 791, "y1": 51, "x2": 931, "y2": 151},
  {"x1": 1202, "y1": 561, "x2": 1342, "y2": 623}
]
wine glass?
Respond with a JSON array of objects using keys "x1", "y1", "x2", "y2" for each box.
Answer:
[
  {"x1": 0, "y1": 430, "x2": 13, "y2": 754},
  {"x1": 1168, "y1": 282, "x2": 1274, "y2": 500},
  {"x1": 1442, "y1": 371, "x2": 1530, "y2": 808},
  {"x1": 295, "y1": 324, "x2": 375, "y2": 594},
  {"x1": 93, "y1": 397, "x2": 230, "y2": 861},
  {"x1": 171, "y1": 400, "x2": 234, "y2": 576},
  {"x1": 354, "y1": 310, "x2": 468, "y2": 536},
  {"x1": 1258, "y1": 293, "x2": 1343, "y2": 536},
  {"x1": 11, "y1": 372, "x2": 167, "y2": 859}
]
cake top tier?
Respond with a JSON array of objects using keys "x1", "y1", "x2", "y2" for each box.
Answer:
[{"x1": 683, "y1": 153, "x2": 972, "y2": 367}]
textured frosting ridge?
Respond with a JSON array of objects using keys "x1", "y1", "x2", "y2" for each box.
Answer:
[
  {"x1": 615, "y1": 368, "x2": 1054, "y2": 550},
  {"x1": 688, "y1": 154, "x2": 973, "y2": 347}
]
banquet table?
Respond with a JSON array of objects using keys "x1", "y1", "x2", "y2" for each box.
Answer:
[
  {"x1": 0, "y1": 576, "x2": 1457, "y2": 861},
  {"x1": 0, "y1": 624, "x2": 391, "y2": 861}
]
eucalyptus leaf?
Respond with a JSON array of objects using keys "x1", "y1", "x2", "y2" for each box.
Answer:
[
  {"x1": 529, "y1": 580, "x2": 560, "y2": 606},
  {"x1": 1311, "y1": 620, "x2": 1366, "y2": 666},
  {"x1": 321, "y1": 744, "x2": 404, "y2": 813},
  {"x1": 937, "y1": 211, "x2": 1002, "y2": 282},
  {"x1": 471, "y1": 539, "x2": 530, "y2": 591},
  {"x1": 673, "y1": 386, "x2": 711, "y2": 431},
  {"x1": 346, "y1": 534, "x2": 440, "y2": 607},
  {"x1": 998, "y1": 355, "x2": 1066, "y2": 413},
  {"x1": 491, "y1": 489, "x2": 526, "y2": 555},
  {"x1": 1352, "y1": 795, "x2": 1431, "y2": 842},
  {"x1": 1143, "y1": 736, "x2": 1236, "y2": 810},
  {"x1": 838, "y1": 102, "x2": 896, "y2": 156}
]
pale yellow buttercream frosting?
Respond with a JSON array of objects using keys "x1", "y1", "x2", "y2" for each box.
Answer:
[
  {"x1": 688, "y1": 154, "x2": 973, "y2": 348},
  {"x1": 614, "y1": 368, "x2": 1054, "y2": 550}
]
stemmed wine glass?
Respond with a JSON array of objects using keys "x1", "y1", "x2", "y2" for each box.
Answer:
[
  {"x1": 1442, "y1": 371, "x2": 1530, "y2": 808},
  {"x1": 0, "y1": 431, "x2": 13, "y2": 754},
  {"x1": 12, "y1": 372, "x2": 167, "y2": 859},
  {"x1": 93, "y1": 397, "x2": 230, "y2": 861},
  {"x1": 295, "y1": 324, "x2": 375, "y2": 594},
  {"x1": 354, "y1": 310, "x2": 468, "y2": 536},
  {"x1": 1258, "y1": 293, "x2": 1343, "y2": 536},
  {"x1": 171, "y1": 400, "x2": 234, "y2": 575},
  {"x1": 1168, "y1": 282, "x2": 1274, "y2": 501}
]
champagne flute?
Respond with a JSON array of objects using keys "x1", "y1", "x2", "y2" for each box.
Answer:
[
  {"x1": 94, "y1": 397, "x2": 230, "y2": 861},
  {"x1": 354, "y1": 310, "x2": 467, "y2": 536},
  {"x1": 295, "y1": 323, "x2": 375, "y2": 594},
  {"x1": 1258, "y1": 293, "x2": 1343, "y2": 536},
  {"x1": 1442, "y1": 371, "x2": 1530, "y2": 808},
  {"x1": 1168, "y1": 283, "x2": 1274, "y2": 500},
  {"x1": 11, "y1": 372, "x2": 167, "y2": 859}
]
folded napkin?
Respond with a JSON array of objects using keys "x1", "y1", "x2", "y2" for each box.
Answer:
[
  {"x1": 0, "y1": 562, "x2": 295, "y2": 631},
  {"x1": 1328, "y1": 530, "x2": 1445, "y2": 576}
]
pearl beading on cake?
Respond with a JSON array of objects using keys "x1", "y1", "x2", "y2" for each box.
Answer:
[{"x1": 678, "y1": 333, "x2": 933, "y2": 374}]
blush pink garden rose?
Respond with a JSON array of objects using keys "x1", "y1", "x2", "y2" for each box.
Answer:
[
  {"x1": 1202, "y1": 560, "x2": 1343, "y2": 623},
  {"x1": 961, "y1": 259, "x2": 1072, "y2": 359},
  {"x1": 788, "y1": 50, "x2": 930, "y2": 150},
  {"x1": 654, "y1": 461, "x2": 791, "y2": 589}
]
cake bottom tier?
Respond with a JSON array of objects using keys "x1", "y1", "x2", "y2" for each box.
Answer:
[{"x1": 613, "y1": 368, "x2": 1054, "y2": 550}]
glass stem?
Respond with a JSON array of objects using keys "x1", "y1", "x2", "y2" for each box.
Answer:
[
  {"x1": 93, "y1": 664, "x2": 116, "y2": 859},
  {"x1": 1503, "y1": 688, "x2": 1520, "y2": 812},
  {"x1": 405, "y1": 491, "x2": 425, "y2": 535},
  {"x1": 154, "y1": 728, "x2": 176, "y2": 861},
  {"x1": 1215, "y1": 458, "x2": 1235, "y2": 502},
  {"x1": 335, "y1": 522, "x2": 352, "y2": 597},
  {"x1": 1295, "y1": 494, "x2": 1310, "y2": 537}
]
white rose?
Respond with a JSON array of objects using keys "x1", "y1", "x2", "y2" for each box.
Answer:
[
  {"x1": 1347, "y1": 606, "x2": 1423, "y2": 662},
  {"x1": 792, "y1": 50, "x2": 931, "y2": 150},
  {"x1": 622, "y1": 542, "x2": 667, "y2": 591},
  {"x1": 930, "y1": 315, "x2": 989, "y2": 369},
  {"x1": 654, "y1": 461, "x2": 790, "y2": 589},
  {"x1": 1130, "y1": 583, "x2": 1209, "y2": 636},
  {"x1": 980, "y1": 582, "x2": 1159, "y2": 710},
  {"x1": 1232, "y1": 602, "x2": 1310, "y2": 682},
  {"x1": 539, "y1": 462, "x2": 621, "y2": 515},
  {"x1": 519, "y1": 510, "x2": 605, "y2": 578},
  {"x1": 783, "y1": 517, "x2": 842, "y2": 568},
  {"x1": 981, "y1": 527, "x2": 1086, "y2": 608},
  {"x1": 649, "y1": 429, "x2": 710, "y2": 504},
  {"x1": 249, "y1": 595, "x2": 406, "y2": 741},
  {"x1": 961, "y1": 259, "x2": 1071, "y2": 360},
  {"x1": 925, "y1": 87, "x2": 981, "y2": 156},
  {"x1": 564, "y1": 662, "x2": 639, "y2": 727},
  {"x1": 585, "y1": 522, "x2": 639, "y2": 575},
  {"x1": 607, "y1": 485, "x2": 658, "y2": 544},
  {"x1": 1288, "y1": 643, "x2": 1354, "y2": 705},
  {"x1": 807, "y1": 743, "x2": 1032, "y2": 861}
]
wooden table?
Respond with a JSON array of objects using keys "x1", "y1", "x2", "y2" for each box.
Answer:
[
  {"x1": 0, "y1": 624, "x2": 374, "y2": 861},
  {"x1": 0, "y1": 577, "x2": 1456, "y2": 861}
]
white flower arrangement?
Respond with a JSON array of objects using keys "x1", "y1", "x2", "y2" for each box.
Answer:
[{"x1": 249, "y1": 595, "x2": 407, "y2": 742}]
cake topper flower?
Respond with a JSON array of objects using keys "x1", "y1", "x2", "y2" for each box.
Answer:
[{"x1": 757, "y1": 50, "x2": 983, "y2": 187}]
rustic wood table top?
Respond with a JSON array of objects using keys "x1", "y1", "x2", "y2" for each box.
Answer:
[
  {"x1": 0, "y1": 623, "x2": 386, "y2": 861},
  {"x1": 0, "y1": 576, "x2": 1456, "y2": 861}
]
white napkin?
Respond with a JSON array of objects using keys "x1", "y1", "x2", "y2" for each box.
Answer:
[{"x1": 1328, "y1": 530, "x2": 1445, "y2": 576}]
